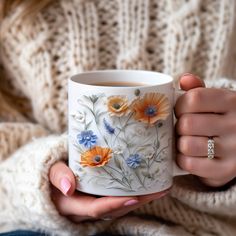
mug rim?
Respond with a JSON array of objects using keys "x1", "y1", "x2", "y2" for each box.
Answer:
[{"x1": 69, "y1": 70, "x2": 173, "y2": 89}]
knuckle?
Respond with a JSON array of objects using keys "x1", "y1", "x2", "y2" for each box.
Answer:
[
  {"x1": 87, "y1": 208, "x2": 100, "y2": 219},
  {"x1": 182, "y1": 157, "x2": 194, "y2": 172},
  {"x1": 178, "y1": 136, "x2": 191, "y2": 155},
  {"x1": 226, "y1": 91, "x2": 236, "y2": 110},
  {"x1": 178, "y1": 114, "x2": 193, "y2": 134},
  {"x1": 178, "y1": 156, "x2": 194, "y2": 172},
  {"x1": 217, "y1": 161, "x2": 236, "y2": 181},
  {"x1": 186, "y1": 88, "x2": 202, "y2": 108},
  {"x1": 225, "y1": 161, "x2": 236, "y2": 178},
  {"x1": 226, "y1": 117, "x2": 236, "y2": 133}
]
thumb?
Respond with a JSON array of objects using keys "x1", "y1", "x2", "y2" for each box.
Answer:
[
  {"x1": 179, "y1": 73, "x2": 205, "y2": 91},
  {"x1": 49, "y1": 161, "x2": 76, "y2": 196}
]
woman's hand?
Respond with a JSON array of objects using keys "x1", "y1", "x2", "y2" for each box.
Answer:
[
  {"x1": 49, "y1": 161, "x2": 169, "y2": 222},
  {"x1": 175, "y1": 74, "x2": 236, "y2": 187}
]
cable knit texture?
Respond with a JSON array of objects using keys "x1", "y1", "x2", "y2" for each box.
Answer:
[{"x1": 0, "y1": 0, "x2": 236, "y2": 235}]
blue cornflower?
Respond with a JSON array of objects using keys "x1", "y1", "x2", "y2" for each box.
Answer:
[
  {"x1": 103, "y1": 118, "x2": 115, "y2": 135},
  {"x1": 77, "y1": 130, "x2": 98, "y2": 148},
  {"x1": 126, "y1": 154, "x2": 142, "y2": 169}
]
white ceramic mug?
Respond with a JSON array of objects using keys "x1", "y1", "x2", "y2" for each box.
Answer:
[{"x1": 68, "y1": 70, "x2": 187, "y2": 196}]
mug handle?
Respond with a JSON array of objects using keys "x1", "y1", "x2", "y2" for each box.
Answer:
[{"x1": 173, "y1": 90, "x2": 189, "y2": 176}]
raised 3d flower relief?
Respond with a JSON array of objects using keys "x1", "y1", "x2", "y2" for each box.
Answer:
[
  {"x1": 77, "y1": 130, "x2": 98, "y2": 148},
  {"x1": 131, "y1": 92, "x2": 170, "y2": 125},
  {"x1": 107, "y1": 95, "x2": 129, "y2": 116},
  {"x1": 80, "y1": 146, "x2": 113, "y2": 167}
]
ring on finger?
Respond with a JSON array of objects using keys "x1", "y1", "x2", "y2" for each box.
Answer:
[{"x1": 207, "y1": 137, "x2": 215, "y2": 160}]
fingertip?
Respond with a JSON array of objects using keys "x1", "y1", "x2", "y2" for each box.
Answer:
[
  {"x1": 50, "y1": 161, "x2": 76, "y2": 196},
  {"x1": 60, "y1": 177, "x2": 72, "y2": 196},
  {"x1": 179, "y1": 73, "x2": 205, "y2": 91},
  {"x1": 67, "y1": 178, "x2": 76, "y2": 196},
  {"x1": 102, "y1": 196, "x2": 139, "y2": 209},
  {"x1": 123, "y1": 199, "x2": 139, "y2": 206},
  {"x1": 61, "y1": 171, "x2": 76, "y2": 196},
  {"x1": 176, "y1": 153, "x2": 193, "y2": 173}
]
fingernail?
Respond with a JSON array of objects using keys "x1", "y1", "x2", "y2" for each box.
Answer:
[
  {"x1": 124, "y1": 199, "x2": 139, "y2": 206},
  {"x1": 60, "y1": 177, "x2": 71, "y2": 195},
  {"x1": 181, "y1": 73, "x2": 201, "y2": 80},
  {"x1": 181, "y1": 73, "x2": 194, "y2": 77}
]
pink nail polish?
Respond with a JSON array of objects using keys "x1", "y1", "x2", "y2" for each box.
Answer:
[
  {"x1": 124, "y1": 199, "x2": 139, "y2": 206},
  {"x1": 60, "y1": 177, "x2": 71, "y2": 195}
]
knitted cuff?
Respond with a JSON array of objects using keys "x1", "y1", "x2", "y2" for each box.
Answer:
[
  {"x1": 0, "y1": 134, "x2": 108, "y2": 235},
  {"x1": 205, "y1": 77, "x2": 236, "y2": 90},
  {"x1": 0, "y1": 122, "x2": 49, "y2": 160},
  {"x1": 171, "y1": 175, "x2": 236, "y2": 217}
]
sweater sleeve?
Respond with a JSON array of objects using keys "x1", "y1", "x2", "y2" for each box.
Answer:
[
  {"x1": 0, "y1": 124, "x2": 111, "y2": 235},
  {"x1": 0, "y1": 132, "x2": 107, "y2": 235},
  {"x1": 0, "y1": 94, "x2": 108, "y2": 234},
  {"x1": 205, "y1": 77, "x2": 236, "y2": 90}
]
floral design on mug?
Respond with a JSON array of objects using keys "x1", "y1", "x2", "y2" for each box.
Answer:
[
  {"x1": 126, "y1": 154, "x2": 142, "y2": 168},
  {"x1": 131, "y1": 93, "x2": 170, "y2": 125},
  {"x1": 77, "y1": 130, "x2": 98, "y2": 148},
  {"x1": 107, "y1": 96, "x2": 129, "y2": 116},
  {"x1": 80, "y1": 146, "x2": 113, "y2": 167},
  {"x1": 103, "y1": 118, "x2": 115, "y2": 135},
  {"x1": 71, "y1": 92, "x2": 171, "y2": 192}
]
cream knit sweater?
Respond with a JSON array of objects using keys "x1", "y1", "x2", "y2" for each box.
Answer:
[{"x1": 0, "y1": 0, "x2": 236, "y2": 235}]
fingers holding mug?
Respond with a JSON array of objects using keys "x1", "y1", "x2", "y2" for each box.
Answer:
[{"x1": 49, "y1": 161, "x2": 76, "y2": 196}]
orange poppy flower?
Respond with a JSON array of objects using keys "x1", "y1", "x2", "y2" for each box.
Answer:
[
  {"x1": 80, "y1": 146, "x2": 113, "y2": 167},
  {"x1": 107, "y1": 96, "x2": 129, "y2": 116},
  {"x1": 131, "y1": 93, "x2": 170, "y2": 125}
]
